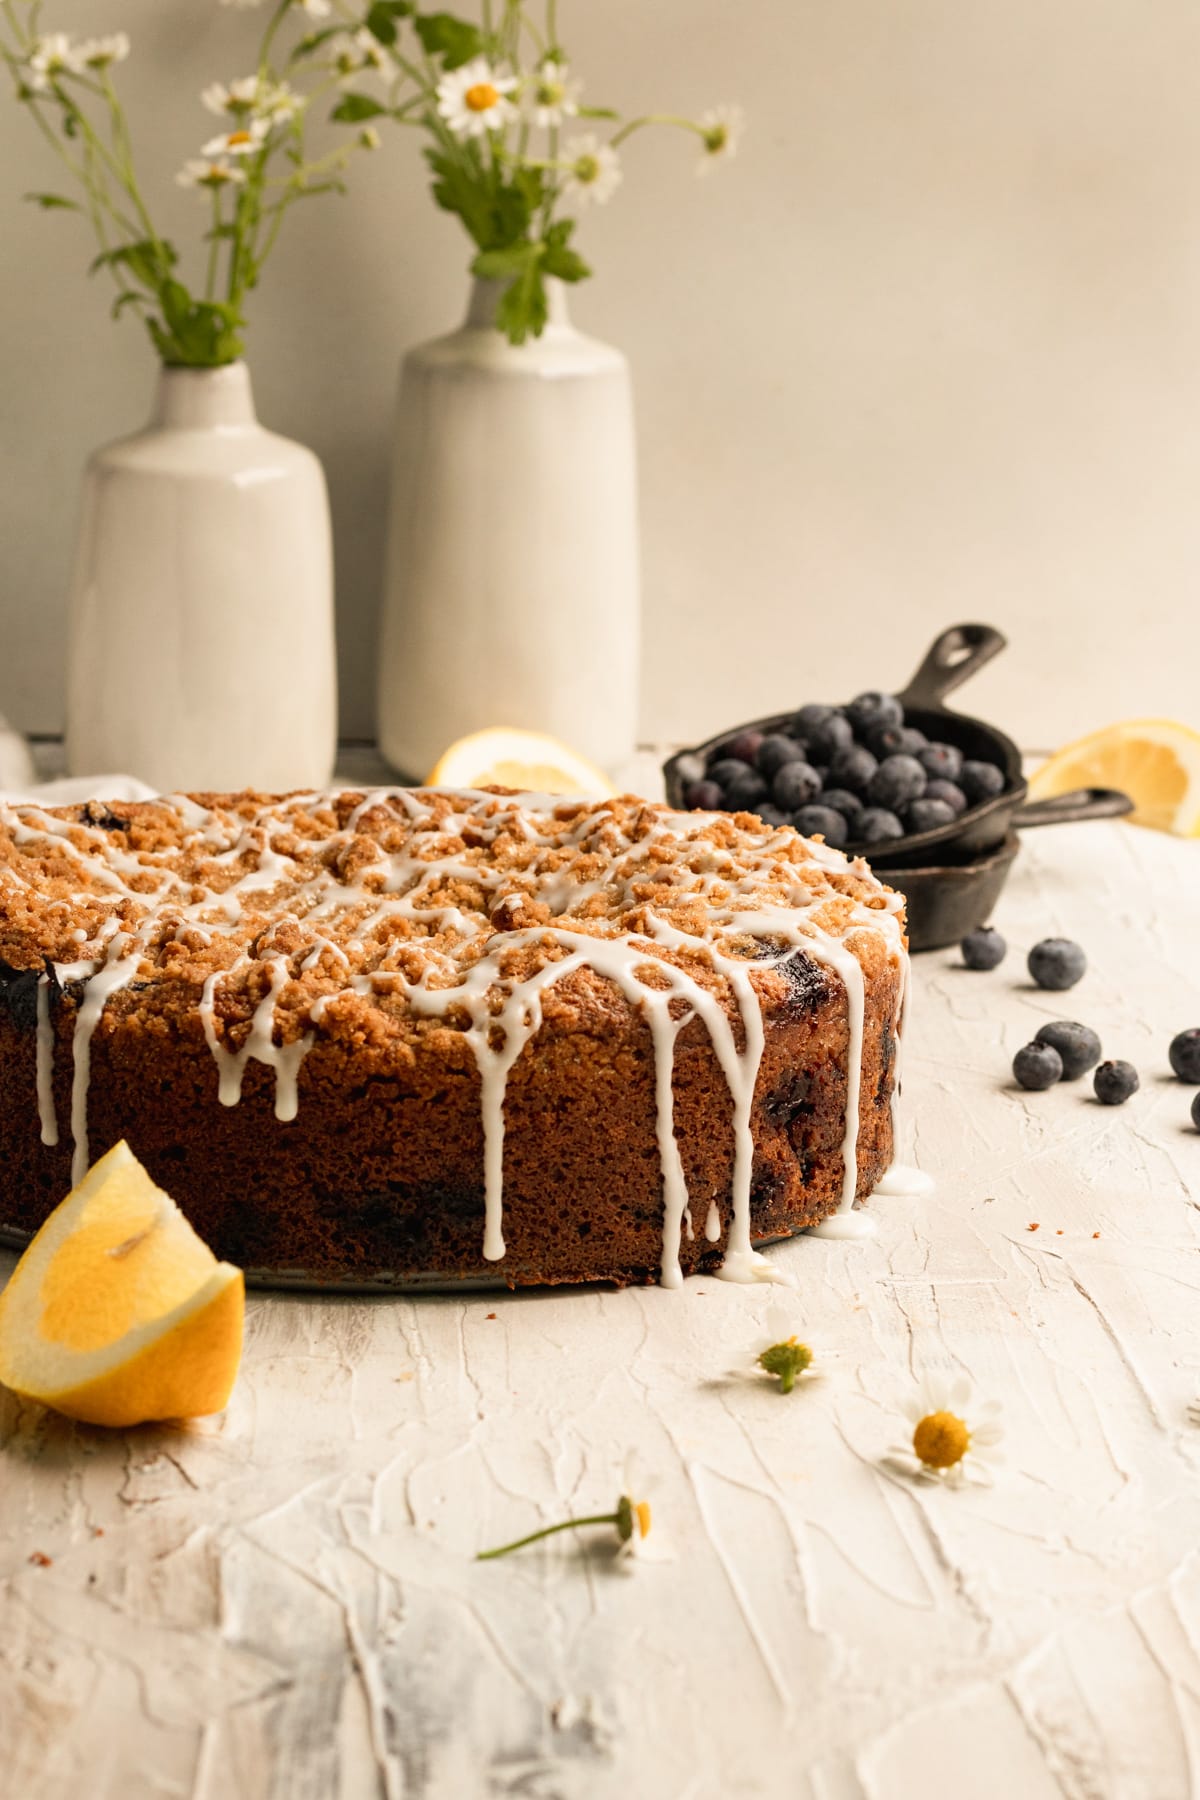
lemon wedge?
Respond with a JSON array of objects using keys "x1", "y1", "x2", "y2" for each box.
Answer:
[
  {"x1": 1027, "y1": 719, "x2": 1200, "y2": 837},
  {"x1": 426, "y1": 727, "x2": 617, "y2": 797},
  {"x1": 0, "y1": 1141, "x2": 243, "y2": 1427}
]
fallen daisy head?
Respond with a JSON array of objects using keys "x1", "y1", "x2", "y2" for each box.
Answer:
[
  {"x1": 888, "y1": 1375, "x2": 1005, "y2": 1488},
  {"x1": 754, "y1": 1303, "x2": 815, "y2": 1394}
]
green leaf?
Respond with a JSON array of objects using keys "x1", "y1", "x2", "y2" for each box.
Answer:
[
  {"x1": 576, "y1": 105, "x2": 619, "y2": 120},
  {"x1": 24, "y1": 192, "x2": 80, "y2": 212},
  {"x1": 413, "y1": 13, "x2": 484, "y2": 69},
  {"x1": 365, "y1": 0, "x2": 414, "y2": 46},
  {"x1": 293, "y1": 26, "x2": 344, "y2": 57},
  {"x1": 470, "y1": 242, "x2": 537, "y2": 280},
  {"x1": 424, "y1": 145, "x2": 534, "y2": 251},
  {"x1": 110, "y1": 290, "x2": 145, "y2": 319},
  {"x1": 331, "y1": 93, "x2": 387, "y2": 123},
  {"x1": 541, "y1": 243, "x2": 589, "y2": 283},
  {"x1": 494, "y1": 261, "x2": 547, "y2": 346}
]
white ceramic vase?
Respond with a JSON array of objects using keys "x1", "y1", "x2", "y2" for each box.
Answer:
[
  {"x1": 65, "y1": 361, "x2": 336, "y2": 793},
  {"x1": 378, "y1": 279, "x2": 640, "y2": 778}
]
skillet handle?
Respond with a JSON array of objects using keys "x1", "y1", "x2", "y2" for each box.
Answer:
[
  {"x1": 1015, "y1": 787, "x2": 1133, "y2": 828},
  {"x1": 896, "y1": 623, "x2": 1008, "y2": 709}
]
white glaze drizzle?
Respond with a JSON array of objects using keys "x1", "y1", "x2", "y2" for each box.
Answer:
[
  {"x1": 0, "y1": 791, "x2": 910, "y2": 1278},
  {"x1": 35, "y1": 973, "x2": 59, "y2": 1147}
]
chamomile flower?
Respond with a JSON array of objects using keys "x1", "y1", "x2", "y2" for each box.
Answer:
[
  {"x1": 27, "y1": 33, "x2": 79, "y2": 90},
  {"x1": 358, "y1": 125, "x2": 381, "y2": 151},
  {"x1": 561, "y1": 134, "x2": 622, "y2": 209},
  {"x1": 201, "y1": 118, "x2": 270, "y2": 159},
  {"x1": 331, "y1": 28, "x2": 395, "y2": 86},
  {"x1": 202, "y1": 76, "x2": 265, "y2": 117},
  {"x1": 889, "y1": 1375, "x2": 1005, "y2": 1489},
  {"x1": 525, "y1": 58, "x2": 581, "y2": 129},
  {"x1": 176, "y1": 157, "x2": 247, "y2": 190},
  {"x1": 754, "y1": 1304, "x2": 815, "y2": 1394},
  {"x1": 476, "y1": 1455, "x2": 664, "y2": 1565},
  {"x1": 436, "y1": 57, "x2": 518, "y2": 140},
  {"x1": 75, "y1": 35, "x2": 130, "y2": 72},
  {"x1": 696, "y1": 102, "x2": 744, "y2": 175}
]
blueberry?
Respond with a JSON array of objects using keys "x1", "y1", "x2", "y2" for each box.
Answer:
[
  {"x1": 772, "y1": 760, "x2": 823, "y2": 810},
  {"x1": 818, "y1": 787, "x2": 864, "y2": 827},
  {"x1": 1192, "y1": 1092, "x2": 1200, "y2": 1131},
  {"x1": 868, "y1": 724, "x2": 928, "y2": 759},
  {"x1": 846, "y1": 691, "x2": 904, "y2": 736},
  {"x1": 727, "y1": 729, "x2": 764, "y2": 766},
  {"x1": 960, "y1": 760, "x2": 1006, "y2": 804},
  {"x1": 791, "y1": 804, "x2": 850, "y2": 847},
  {"x1": 1013, "y1": 1042, "x2": 1063, "y2": 1090},
  {"x1": 1034, "y1": 1020, "x2": 1102, "y2": 1081},
  {"x1": 685, "y1": 779, "x2": 724, "y2": 810},
  {"x1": 905, "y1": 797, "x2": 957, "y2": 834},
  {"x1": 674, "y1": 752, "x2": 707, "y2": 790},
  {"x1": 1094, "y1": 1059, "x2": 1139, "y2": 1105},
  {"x1": 867, "y1": 754, "x2": 927, "y2": 812},
  {"x1": 924, "y1": 779, "x2": 967, "y2": 815},
  {"x1": 803, "y1": 712, "x2": 854, "y2": 762},
  {"x1": 917, "y1": 742, "x2": 964, "y2": 782},
  {"x1": 755, "y1": 804, "x2": 789, "y2": 828},
  {"x1": 708, "y1": 759, "x2": 768, "y2": 810},
  {"x1": 961, "y1": 926, "x2": 1006, "y2": 970},
  {"x1": 1028, "y1": 938, "x2": 1086, "y2": 991},
  {"x1": 857, "y1": 807, "x2": 905, "y2": 845},
  {"x1": 792, "y1": 703, "x2": 838, "y2": 739},
  {"x1": 756, "y1": 733, "x2": 807, "y2": 781},
  {"x1": 1168, "y1": 1028, "x2": 1200, "y2": 1083},
  {"x1": 827, "y1": 744, "x2": 879, "y2": 794}
]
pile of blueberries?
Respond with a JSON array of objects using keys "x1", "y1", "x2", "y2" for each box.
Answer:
[
  {"x1": 675, "y1": 692, "x2": 1006, "y2": 850},
  {"x1": 962, "y1": 925, "x2": 1200, "y2": 1125}
]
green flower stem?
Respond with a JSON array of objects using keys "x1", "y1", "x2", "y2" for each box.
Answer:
[
  {"x1": 258, "y1": 0, "x2": 295, "y2": 79},
  {"x1": 610, "y1": 111, "x2": 705, "y2": 149},
  {"x1": 476, "y1": 1512, "x2": 617, "y2": 1561},
  {"x1": 205, "y1": 188, "x2": 222, "y2": 302}
]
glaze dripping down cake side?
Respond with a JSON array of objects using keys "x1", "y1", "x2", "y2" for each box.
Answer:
[{"x1": 0, "y1": 789, "x2": 908, "y2": 1287}]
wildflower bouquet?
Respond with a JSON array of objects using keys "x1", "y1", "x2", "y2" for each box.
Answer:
[
  {"x1": 0, "y1": 0, "x2": 379, "y2": 366},
  {"x1": 320, "y1": 0, "x2": 742, "y2": 342}
]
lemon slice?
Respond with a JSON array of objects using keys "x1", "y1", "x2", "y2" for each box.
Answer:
[
  {"x1": 426, "y1": 727, "x2": 617, "y2": 797},
  {"x1": 1027, "y1": 719, "x2": 1200, "y2": 836},
  {"x1": 0, "y1": 1141, "x2": 244, "y2": 1427}
]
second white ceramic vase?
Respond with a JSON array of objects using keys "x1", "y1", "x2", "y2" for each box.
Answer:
[
  {"x1": 378, "y1": 279, "x2": 640, "y2": 778},
  {"x1": 65, "y1": 361, "x2": 336, "y2": 793}
]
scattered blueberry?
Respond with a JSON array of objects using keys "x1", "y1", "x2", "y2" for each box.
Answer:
[
  {"x1": 961, "y1": 926, "x2": 1006, "y2": 970},
  {"x1": 685, "y1": 779, "x2": 724, "y2": 810},
  {"x1": 857, "y1": 807, "x2": 905, "y2": 845},
  {"x1": 803, "y1": 712, "x2": 854, "y2": 762},
  {"x1": 1034, "y1": 1021, "x2": 1102, "y2": 1082},
  {"x1": 917, "y1": 742, "x2": 964, "y2": 782},
  {"x1": 1192, "y1": 1092, "x2": 1200, "y2": 1131},
  {"x1": 846, "y1": 691, "x2": 904, "y2": 735},
  {"x1": 755, "y1": 733, "x2": 807, "y2": 781},
  {"x1": 905, "y1": 797, "x2": 958, "y2": 834},
  {"x1": 1014, "y1": 1042, "x2": 1063, "y2": 1090},
  {"x1": 1028, "y1": 938, "x2": 1087, "y2": 991},
  {"x1": 1168, "y1": 1028, "x2": 1200, "y2": 1083},
  {"x1": 960, "y1": 760, "x2": 1006, "y2": 804},
  {"x1": 708, "y1": 759, "x2": 768, "y2": 810},
  {"x1": 867, "y1": 754, "x2": 927, "y2": 812},
  {"x1": 673, "y1": 752, "x2": 706, "y2": 789},
  {"x1": 772, "y1": 760, "x2": 823, "y2": 811},
  {"x1": 923, "y1": 779, "x2": 967, "y2": 815},
  {"x1": 827, "y1": 744, "x2": 879, "y2": 794},
  {"x1": 1094, "y1": 1060, "x2": 1139, "y2": 1105},
  {"x1": 820, "y1": 787, "x2": 865, "y2": 827},
  {"x1": 755, "y1": 804, "x2": 789, "y2": 828},
  {"x1": 726, "y1": 729, "x2": 764, "y2": 766},
  {"x1": 792, "y1": 703, "x2": 839, "y2": 739},
  {"x1": 792, "y1": 804, "x2": 850, "y2": 847}
]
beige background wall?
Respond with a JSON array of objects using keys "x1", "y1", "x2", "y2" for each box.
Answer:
[{"x1": 1, "y1": 0, "x2": 1198, "y2": 755}]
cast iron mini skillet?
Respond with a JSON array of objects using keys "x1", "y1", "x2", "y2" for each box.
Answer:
[{"x1": 662, "y1": 623, "x2": 1132, "y2": 951}]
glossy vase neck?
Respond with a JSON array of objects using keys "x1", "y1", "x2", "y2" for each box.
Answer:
[
  {"x1": 464, "y1": 276, "x2": 571, "y2": 333},
  {"x1": 152, "y1": 361, "x2": 257, "y2": 429}
]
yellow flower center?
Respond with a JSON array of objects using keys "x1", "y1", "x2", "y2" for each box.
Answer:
[
  {"x1": 227, "y1": 130, "x2": 254, "y2": 148},
  {"x1": 574, "y1": 154, "x2": 600, "y2": 183},
  {"x1": 634, "y1": 1500, "x2": 651, "y2": 1540},
  {"x1": 537, "y1": 78, "x2": 565, "y2": 106},
  {"x1": 465, "y1": 82, "x2": 499, "y2": 113},
  {"x1": 912, "y1": 1410, "x2": 970, "y2": 1470},
  {"x1": 704, "y1": 125, "x2": 728, "y2": 154}
]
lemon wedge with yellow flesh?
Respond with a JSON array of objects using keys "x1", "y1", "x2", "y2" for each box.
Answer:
[
  {"x1": 426, "y1": 727, "x2": 617, "y2": 797},
  {"x1": 0, "y1": 1141, "x2": 243, "y2": 1427},
  {"x1": 1027, "y1": 719, "x2": 1200, "y2": 837}
]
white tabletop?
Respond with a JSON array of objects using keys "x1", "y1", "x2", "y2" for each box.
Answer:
[{"x1": 3, "y1": 811, "x2": 1200, "y2": 1800}]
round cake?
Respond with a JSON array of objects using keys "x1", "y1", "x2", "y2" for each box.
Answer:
[{"x1": 0, "y1": 788, "x2": 908, "y2": 1287}]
